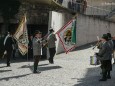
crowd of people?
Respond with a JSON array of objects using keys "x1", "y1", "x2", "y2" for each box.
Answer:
[
  {"x1": 2, "y1": 28, "x2": 115, "y2": 81},
  {"x1": 3, "y1": 29, "x2": 57, "y2": 74},
  {"x1": 95, "y1": 33, "x2": 115, "y2": 81}
]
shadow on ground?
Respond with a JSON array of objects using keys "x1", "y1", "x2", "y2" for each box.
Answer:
[
  {"x1": 73, "y1": 65, "x2": 115, "y2": 86},
  {"x1": 18, "y1": 64, "x2": 62, "y2": 72},
  {"x1": 0, "y1": 70, "x2": 12, "y2": 73},
  {"x1": 18, "y1": 64, "x2": 49, "y2": 69},
  {"x1": 0, "y1": 66, "x2": 7, "y2": 68},
  {"x1": 74, "y1": 42, "x2": 96, "y2": 51},
  {"x1": 0, "y1": 73, "x2": 32, "y2": 81}
]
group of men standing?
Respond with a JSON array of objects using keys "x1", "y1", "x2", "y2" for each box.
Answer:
[
  {"x1": 32, "y1": 29, "x2": 57, "y2": 73},
  {"x1": 3, "y1": 29, "x2": 57, "y2": 74},
  {"x1": 96, "y1": 33, "x2": 115, "y2": 81}
]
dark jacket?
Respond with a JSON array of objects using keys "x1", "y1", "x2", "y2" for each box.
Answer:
[
  {"x1": 97, "y1": 42, "x2": 113, "y2": 61},
  {"x1": 5, "y1": 37, "x2": 14, "y2": 51}
]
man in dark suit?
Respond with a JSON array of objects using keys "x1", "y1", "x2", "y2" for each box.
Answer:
[{"x1": 4, "y1": 32, "x2": 14, "y2": 67}]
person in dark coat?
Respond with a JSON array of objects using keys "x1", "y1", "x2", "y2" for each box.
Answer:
[
  {"x1": 106, "y1": 33, "x2": 115, "y2": 64},
  {"x1": 112, "y1": 36, "x2": 115, "y2": 64},
  {"x1": 96, "y1": 34, "x2": 113, "y2": 81},
  {"x1": 4, "y1": 32, "x2": 14, "y2": 67},
  {"x1": 33, "y1": 31, "x2": 42, "y2": 73},
  {"x1": 47, "y1": 29, "x2": 57, "y2": 64}
]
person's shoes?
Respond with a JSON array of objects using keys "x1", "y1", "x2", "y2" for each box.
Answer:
[
  {"x1": 107, "y1": 76, "x2": 111, "y2": 79},
  {"x1": 33, "y1": 71, "x2": 37, "y2": 73},
  {"x1": 99, "y1": 78, "x2": 107, "y2": 81},
  {"x1": 37, "y1": 70, "x2": 41, "y2": 73},
  {"x1": 33, "y1": 70, "x2": 41, "y2": 74},
  {"x1": 49, "y1": 62, "x2": 54, "y2": 64},
  {"x1": 7, "y1": 64, "x2": 10, "y2": 67}
]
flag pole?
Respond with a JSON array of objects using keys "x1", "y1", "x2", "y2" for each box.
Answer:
[{"x1": 26, "y1": 36, "x2": 28, "y2": 62}]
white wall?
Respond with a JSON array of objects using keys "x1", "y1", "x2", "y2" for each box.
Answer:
[
  {"x1": 48, "y1": 11, "x2": 72, "y2": 54},
  {"x1": 76, "y1": 14, "x2": 115, "y2": 46}
]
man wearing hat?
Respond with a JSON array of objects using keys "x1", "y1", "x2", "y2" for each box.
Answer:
[
  {"x1": 107, "y1": 33, "x2": 115, "y2": 64},
  {"x1": 47, "y1": 29, "x2": 57, "y2": 64},
  {"x1": 33, "y1": 31, "x2": 42, "y2": 73},
  {"x1": 96, "y1": 34, "x2": 113, "y2": 81}
]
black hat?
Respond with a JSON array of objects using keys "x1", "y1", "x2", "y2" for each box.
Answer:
[
  {"x1": 34, "y1": 30, "x2": 42, "y2": 35},
  {"x1": 49, "y1": 29, "x2": 54, "y2": 32},
  {"x1": 107, "y1": 33, "x2": 112, "y2": 40},
  {"x1": 102, "y1": 34, "x2": 108, "y2": 41}
]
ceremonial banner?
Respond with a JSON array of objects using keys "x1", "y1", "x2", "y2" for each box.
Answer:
[
  {"x1": 71, "y1": 19, "x2": 77, "y2": 44},
  {"x1": 14, "y1": 14, "x2": 28, "y2": 55},
  {"x1": 56, "y1": 19, "x2": 77, "y2": 53}
]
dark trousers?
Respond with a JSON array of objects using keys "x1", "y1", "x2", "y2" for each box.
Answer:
[
  {"x1": 6, "y1": 50, "x2": 12, "y2": 66},
  {"x1": 34, "y1": 55, "x2": 41, "y2": 72},
  {"x1": 28, "y1": 48, "x2": 33, "y2": 59},
  {"x1": 12, "y1": 49, "x2": 16, "y2": 59},
  {"x1": 49, "y1": 48, "x2": 56, "y2": 63},
  {"x1": 101, "y1": 60, "x2": 112, "y2": 79}
]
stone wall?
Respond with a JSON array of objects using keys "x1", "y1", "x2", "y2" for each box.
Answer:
[
  {"x1": 76, "y1": 14, "x2": 115, "y2": 46},
  {"x1": 86, "y1": 0, "x2": 115, "y2": 16}
]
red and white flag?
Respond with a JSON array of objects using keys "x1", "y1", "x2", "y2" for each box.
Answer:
[{"x1": 56, "y1": 19, "x2": 77, "y2": 53}]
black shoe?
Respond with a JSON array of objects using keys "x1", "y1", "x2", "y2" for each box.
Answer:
[
  {"x1": 49, "y1": 62, "x2": 54, "y2": 64},
  {"x1": 33, "y1": 71, "x2": 37, "y2": 73},
  {"x1": 7, "y1": 64, "x2": 10, "y2": 67},
  {"x1": 33, "y1": 70, "x2": 41, "y2": 74},
  {"x1": 99, "y1": 78, "x2": 107, "y2": 81},
  {"x1": 38, "y1": 70, "x2": 41, "y2": 73},
  {"x1": 107, "y1": 76, "x2": 111, "y2": 79}
]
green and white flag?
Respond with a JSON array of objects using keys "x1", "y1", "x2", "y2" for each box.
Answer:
[{"x1": 71, "y1": 19, "x2": 76, "y2": 44}]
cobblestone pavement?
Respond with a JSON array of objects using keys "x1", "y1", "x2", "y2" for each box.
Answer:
[{"x1": 0, "y1": 45, "x2": 115, "y2": 86}]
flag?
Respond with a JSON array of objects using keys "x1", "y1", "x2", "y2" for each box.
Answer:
[
  {"x1": 14, "y1": 14, "x2": 28, "y2": 55},
  {"x1": 56, "y1": 18, "x2": 77, "y2": 53},
  {"x1": 71, "y1": 19, "x2": 76, "y2": 44}
]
